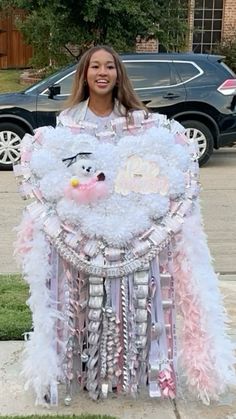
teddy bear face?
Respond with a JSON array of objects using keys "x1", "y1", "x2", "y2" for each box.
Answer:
[
  {"x1": 63, "y1": 154, "x2": 107, "y2": 205},
  {"x1": 70, "y1": 158, "x2": 97, "y2": 178}
]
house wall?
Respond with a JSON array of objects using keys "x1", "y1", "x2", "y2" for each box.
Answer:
[
  {"x1": 137, "y1": 0, "x2": 236, "y2": 54},
  {"x1": 187, "y1": 0, "x2": 195, "y2": 51},
  {"x1": 222, "y1": 0, "x2": 236, "y2": 39},
  {"x1": 135, "y1": 36, "x2": 159, "y2": 53}
]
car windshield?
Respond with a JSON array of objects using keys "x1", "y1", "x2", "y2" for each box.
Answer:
[{"x1": 24, "y1": 63, "x2": 76, "y2": 93}]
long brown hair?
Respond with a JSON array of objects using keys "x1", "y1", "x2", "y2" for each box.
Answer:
[{"x1": 65, "y1": 45, "x2": 147, "y2": 117}]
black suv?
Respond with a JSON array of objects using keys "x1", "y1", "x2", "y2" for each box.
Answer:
[{"x1": 0, "y1": 52, "x2": 236, "y2": 169}]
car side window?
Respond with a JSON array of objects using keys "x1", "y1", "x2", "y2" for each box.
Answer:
[
  {"x1": 173, "y1": 62, "x2": 201, "y2": 83},
  {"x1": 124, "y1": 62, "x2": 171, "y2": 88},
  {"x1": 55, "y1": 73, "x2": 74, "y2": 95}
]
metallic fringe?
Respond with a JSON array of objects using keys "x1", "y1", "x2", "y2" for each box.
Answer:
[{"x1": 61, "y1": 249, "x2": 176, "y2": 402}]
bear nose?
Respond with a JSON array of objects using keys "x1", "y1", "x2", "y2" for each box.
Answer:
[{"x1": 86, "y1": 167, "x2": 92, "y2": 172}]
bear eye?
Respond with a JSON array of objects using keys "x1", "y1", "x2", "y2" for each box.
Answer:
[{"x1": 82, "y1": 165, "x2": 85, "y2": 169}]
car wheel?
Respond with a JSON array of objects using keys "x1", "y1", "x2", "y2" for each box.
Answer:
[
  {"x1": 0, "y1": 122, "x2": 26, "y2": 170},
  {"x1": 181, "y1": 120, "x2": 214, "y2": 166}
]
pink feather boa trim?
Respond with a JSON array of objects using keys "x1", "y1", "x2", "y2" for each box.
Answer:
[
  {"x1": 173, "y1": 204, "x2": 236, "y2": 404},
  {"x1": 173, "y1": 249, "x2": 220, "y2": 403}
]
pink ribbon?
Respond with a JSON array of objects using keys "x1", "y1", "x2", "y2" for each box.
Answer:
[{"x1": 158, "y1": 368, "x2": 176, "y2": 399}]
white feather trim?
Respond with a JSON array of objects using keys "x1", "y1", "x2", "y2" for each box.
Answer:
[
  {"x1": 19, "y1": 220, "x2": 63, "y2": 405},
  {"x1": 176, "y1": 201, "x2": 236, "y2": 401}
]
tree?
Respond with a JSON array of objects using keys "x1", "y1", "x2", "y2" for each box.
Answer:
[
  {"x1": 213, "y1": 32, "x2": 236, "y2": 73},
  {"x1": 0, "y1": 0, "x2": 189, "y2": 68}
]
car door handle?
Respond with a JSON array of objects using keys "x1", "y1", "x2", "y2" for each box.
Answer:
[{"x1": 162, "y1": 93, "x2": 180, "y2": 99}]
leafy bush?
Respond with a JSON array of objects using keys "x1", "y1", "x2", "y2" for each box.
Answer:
[
  {"x1": 0, "y1": 275, "x2": 32, "y2": 340},
  {"x1": 0, "y1": 0, "x2": 189, "y2": 69},
  {"x1": 213, "y1": 33, "x2": 236, "y2": 73}
]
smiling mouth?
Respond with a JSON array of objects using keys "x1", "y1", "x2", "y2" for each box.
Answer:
[{"x1": 96, "y1": 80, "x2": 109, "y2": 85}]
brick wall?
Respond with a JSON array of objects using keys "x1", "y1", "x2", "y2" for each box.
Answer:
[
  {"x1": 222, "y1": 0, "x2": 236, "y2": 39},
  {"x1": 135, "y1": 36, "x2": 159, "y2": 52},
  {"x1": 187, "y1": 0, "x2": 195, "y2": 51}
]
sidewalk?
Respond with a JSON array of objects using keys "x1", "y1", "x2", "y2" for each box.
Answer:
[{"x1": 0, "y1": 275, "x2": 235, "y2": 419}]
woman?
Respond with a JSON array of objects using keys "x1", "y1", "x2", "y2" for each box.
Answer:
[
  {"x1": 57, "y1": 45, "x2": 147, "y2": 129},
  {"x1": 15, "y1": 45, "x2": 235, "y2": 406}
]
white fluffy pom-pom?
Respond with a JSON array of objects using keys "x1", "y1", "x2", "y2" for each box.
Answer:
[
  {"x1": 40, "y1": 170, "x2": 70, "y2": 202},
  {"x1": 30, "y1": 150, "x2": 61, "y2": 178}
]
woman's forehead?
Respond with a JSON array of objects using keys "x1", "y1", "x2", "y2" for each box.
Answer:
[{"x1": 89, "y1": 49, "x2": 115, "y2": 63}]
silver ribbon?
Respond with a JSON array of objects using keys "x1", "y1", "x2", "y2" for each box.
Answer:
[
  {"x1": 87, "y1": 264, "x2": 104, "y2": 400},
  {"x1": 121, "y1": 276, "x2": 130, "y2": 391},
  {"x1": 134, "y1": 269, "x2": 149, "y2": 388}
]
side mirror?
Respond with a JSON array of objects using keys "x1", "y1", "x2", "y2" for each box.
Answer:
[{"x1": 48, "y1": 85, "x2": 61, "y2": 99}]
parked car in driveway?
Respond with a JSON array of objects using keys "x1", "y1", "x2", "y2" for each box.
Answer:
[{"x1": 0, "y1": 52, "x2": 236, "y2": 169}]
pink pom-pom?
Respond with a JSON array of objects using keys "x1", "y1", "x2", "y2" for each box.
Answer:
[{"x1": 64, "y1": 177, "x2": 108, "y2": 205}]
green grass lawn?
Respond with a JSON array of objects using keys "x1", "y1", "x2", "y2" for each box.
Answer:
[
  {"x1": 0, "y1": 278, "x2": 117, "y2": 419},
  {"x1": 0, "y1": 274, "x2": 32, "y2": 340},
  {"x1": 0, "y1": 69, "x2": 24, "y2": 93}
]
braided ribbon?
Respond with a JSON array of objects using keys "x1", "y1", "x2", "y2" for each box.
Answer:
[
  {"x1": 133, "y1": 270, "x2": 149, "y2": 388},
  {"x1": 121, "y1": 276, "x2": 130, "y2": 391},
  {"x1": 63, "y1": 264, "x2": 77, "y2": 404},
  {"x1": 87, "y1": 273, "x2": 104, "y2": 400}
]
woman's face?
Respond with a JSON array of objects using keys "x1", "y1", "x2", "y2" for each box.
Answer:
[{"x1": 86, "y1": 49, "x2": 118, "y2": 98}]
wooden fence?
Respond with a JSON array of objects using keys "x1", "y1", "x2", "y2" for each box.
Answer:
[{"x1": 0, "y1": 9, "x2": 33, "y2": 69}]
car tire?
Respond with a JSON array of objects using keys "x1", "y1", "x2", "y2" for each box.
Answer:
[
  {"x1": 0, "y1": 122, "x2": 26, "y2": 170},
  {"x1": 181, "y1": 120, "x2": 214, "y2": 166}
]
